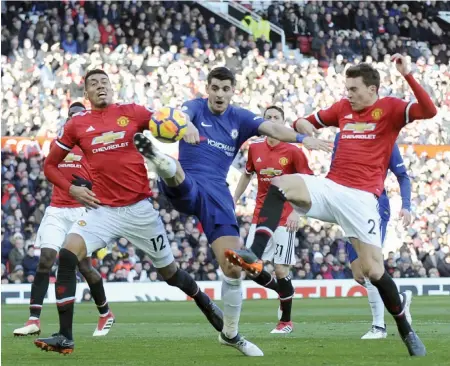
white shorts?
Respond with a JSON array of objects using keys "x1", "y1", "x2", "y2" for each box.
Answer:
[
  {"x1": 246, "y1": 224, "x2": 296, "y2": 265},
  {"x1": 69, "y1": 198, "x2": 173, "y2": 268},
  {"x1": 293, "y1": 175, "x2": 382, "y2": 247},
  {"x1": 35, "y1": 206, "x2": 87, "y2": 252}
]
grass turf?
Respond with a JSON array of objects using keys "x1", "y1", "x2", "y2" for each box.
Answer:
[{"x1": 2, "y1": 296, "x2": 449, "y2": 365}]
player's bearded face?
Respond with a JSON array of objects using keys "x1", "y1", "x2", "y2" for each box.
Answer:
[
  {"x1": 345, "y1": 76, "x2": 376, "y2": 111},
  {"x1": 85, "y1": 74, "x2": 113, "y2": 108},
  {"x1": 207, "y1": 79, "x2": 234, "y2": 114}
]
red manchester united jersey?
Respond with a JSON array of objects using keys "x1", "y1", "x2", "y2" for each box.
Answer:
[
  {"x1": 56, "y1": 103, "x2": 153, "y2": 207},
  {"x1": 246, "y1": 138, "x2": 313, "y2": 226},
  {"x1": 307, "y1": 97, "x2": 413, "y2": 196},
  {"x1": 50, "y1": 144, "x2": 91, "y2": 208}
]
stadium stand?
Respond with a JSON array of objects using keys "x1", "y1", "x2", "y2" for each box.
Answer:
[{"x1": 1, "y1": 1, "x2": 449, "y2": 284}]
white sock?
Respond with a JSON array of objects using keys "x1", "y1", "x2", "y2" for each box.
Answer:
[
  {"x1": 29, "y1": 316, "x2": 39, "y2": 321},
  {"x1": 221, "y1": 276, "x2": 242, "y2": 339},
  {"x1": 151, "y1": 151, "x2": 177, "y2": 179},
  {"x1": 365, "y1": 277, "x2": 385, "y2": 329}
]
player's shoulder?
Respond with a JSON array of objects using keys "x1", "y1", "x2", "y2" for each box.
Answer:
[
  {"x1": 231, "y1": 105, "x2": 261, "y2": 120},
  {"x1": 70, "y1": 110, "x2": 91, "y2": 122}
]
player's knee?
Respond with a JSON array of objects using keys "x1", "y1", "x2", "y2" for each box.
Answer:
[
  {"x1": 62, "y1": 233, "x2": 87, "y2": 261},
  {"x1": 274, "y1": 264, "x2": 290, "y2": 279},
  {"x1": 157, "y1": 261, "x2": 178, "y2": 281},
  {"x1": 37, "y1": 248, "x2": 57, "y2": 272},
  {"x1": 273, "y1": 175, "x2": 311, "y2": 208}
]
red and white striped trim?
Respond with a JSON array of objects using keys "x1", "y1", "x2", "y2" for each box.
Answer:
[
  {"x1": 55, "y1": 140, "x2": 71, "y2": 151},
  {"x1": 30, "y1": 304, "x2": 42, "y2": 308},
  {"x1": 255, "y1": 226, "x2": 273, "y2": 238},
  {"x1": 56, "y1": 296, "x2": 76, "y2": 306},
  {"x1": 314, "y1": 112, "x2": 327, "y2": 127}
]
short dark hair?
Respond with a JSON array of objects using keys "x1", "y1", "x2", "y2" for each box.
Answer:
[
  {"x1": 345, "y1": 63, "x2": 380, "y2": 91},
  {"x1": 84, "y1": 69, "x2": 109, "y2": 88},
  {"x1": 69, "y1": 102, "x2": 85, "y2": 109},
  {"x1": 264, "y1": 106, "x2": 284, "y2": 120},
  {"x1": 68, "y1": 102, "x2": 86, "y2": 118},
  {"x1": 207, "y1": 67, "x2": 235, "y2": 86}
]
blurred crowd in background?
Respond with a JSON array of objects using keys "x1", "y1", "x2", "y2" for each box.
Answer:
[{"x1": 1, "y1": 1, "x2": 450, "y2": 284}]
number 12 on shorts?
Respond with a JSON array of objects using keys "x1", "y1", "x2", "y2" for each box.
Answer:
[{"x1": 151, "y1": 235, "x2": 166, "y2": 252}]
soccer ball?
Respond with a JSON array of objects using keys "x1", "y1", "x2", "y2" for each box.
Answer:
[{"x1": 149, "y1": 107, "x2": 188, "y2": 143}]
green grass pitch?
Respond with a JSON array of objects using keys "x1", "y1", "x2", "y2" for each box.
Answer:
[{"x1": 2, "y1": 297, "x2": 449, "y2": 365}]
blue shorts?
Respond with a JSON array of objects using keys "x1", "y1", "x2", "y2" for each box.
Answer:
[
  {"x1": 346, "y1": 218, "x2": 388, "y2": 263},
  {"x1": 157, "y1": 174, "x2": 239, "y2": 244}
]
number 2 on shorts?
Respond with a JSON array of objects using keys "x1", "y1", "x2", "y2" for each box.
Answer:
[{"x1": 367, "y1": 219, "x2": 377, "y2": 235}]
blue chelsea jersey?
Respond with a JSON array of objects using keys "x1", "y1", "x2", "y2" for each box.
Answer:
[{"x1": 179, "y1": 98, "x2": 264, "y2": 185}]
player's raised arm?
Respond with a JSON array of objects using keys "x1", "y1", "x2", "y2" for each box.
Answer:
[
  {"x1": 389, "y1": 143, "x2": 412, "y2": 226},
  {"x1": 258, "y1": 121, "x2": 332, "y2": 152},
  {"x1": 391, "y1": 54, "x2": 437, "y2": 124}
]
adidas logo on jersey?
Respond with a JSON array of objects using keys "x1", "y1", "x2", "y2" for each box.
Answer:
[
  {"x1": 86, "y1": 126, "x2": 95, "y2": 132},
  {"x1": 256, "y1": 157, "x2": 262, "y2": 162}
]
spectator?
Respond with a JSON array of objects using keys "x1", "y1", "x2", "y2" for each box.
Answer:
[
  {"x1": 22, "y1": 244, "x2": 38, "y2": 276},
  {"x1": 8, "y1": 233, "x2": 26, "y2": 270}
]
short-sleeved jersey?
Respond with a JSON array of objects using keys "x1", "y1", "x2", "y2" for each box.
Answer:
[
  {"x1": 309, "y1": 97, "x2": 413, "y2": 196},
  {"x1": 246, "y1": 138, "x2": 313, "y2": 226},
  {"x1": 56, "y1": 103, "x2": 153, "y2": 207},
  {"x1": 50, "y1": 144, "x2": 91, "y2": 208},
  {"x1": 180, "y1": 98, "x2": 264, "y2": 189},
  {"x1": 332, "y1": 133, "x2": 410, "y2": 220}
]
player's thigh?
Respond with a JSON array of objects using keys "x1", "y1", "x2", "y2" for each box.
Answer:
[
  {"x1": 289, "y1": 175, "x2": 336, "y2": 223},
  {"x1": 329, "y1": 183, "x2": 382, "y2": 247},
  {"x1": 35, "y1": 207, "x2": 81, "y2": 252},
  {"x1": 68, "y1": 206, "x2": 113, "y2": 258},
  {"x1": 121, "y1": 199, "x2": 174, "y2": 269},
  {"x1": 272, "y1": 227, "x2": 296, "y2": 266},
  {"x1": 274, "y1": 264, "x2": 291, "y2": 279},
  {"x1": 157, "y1": 173, "x2": 198, "y2": 214}
]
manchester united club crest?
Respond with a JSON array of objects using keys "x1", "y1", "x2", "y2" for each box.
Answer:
[
  {"x1": 371, "y1": 108, "x2": 383, "y2": 121},
  {"x1": 279, "y1": 157, "x2": 289, "y2": 166},
  {"x1": 117, "y1": 116, "x2": 129, "y2": 127}
]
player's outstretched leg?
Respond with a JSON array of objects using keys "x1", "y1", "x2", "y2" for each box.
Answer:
[
  {"x1": 133, "y1": 133, "x2": 178, "y2": 180},
  {"x1": 214, "y1": 236, "x2": 263, "y2": 357},
  {"x1": 158, "y1": 262, "x2": 223, "y2": 332},
  {"x1": 78, "y1": 258, "x2": 115, "y2": 336},
  {"x1": 34, "y1": 234, "x2": 87, "y2": 355},
  {"x1": 225, "y1": 183, "x2": 288, "y2": 272},
  {"x1": 353, "y1": 239, "x2": 425, "y2": 356},
  {"x1": 13, "y1": 248, "x2": 57, "y2": 337}
]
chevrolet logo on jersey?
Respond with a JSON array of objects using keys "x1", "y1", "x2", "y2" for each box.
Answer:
[
  {"x1": 92, "y1": 131, "x2": 126, "y2": 145},
  {"x1": 63, "y1": 153, "x2": 82, "y2": 162},
  {"x1": 343, "y1": 122, "x2": 376, "y2": 133},
  {"x1": 260, "y1": 167, "x2": 283, "y2": 176}
]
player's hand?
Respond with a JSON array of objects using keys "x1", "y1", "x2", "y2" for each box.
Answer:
[
  {"x1": 184, "y1": 121, "x2": 200, "y2": 144},
  {"x1": 294, "y1": 118, "x2": 318, "y2": 136},
  {"x1": 71, "y1": 174, "x2": 93, "y2": 190},
  {"x1": 69, "y1": 185, "x2": 100, "y2": 209},
  {"x1": 286, "y1": 211, "x2": 300, "y2": 233},
  {"x1": 391, "y1": 54, "x2": 411, "y2": 76},
  {"x1": 399, "y1": 209, "x2": 412, "y2": 227},
  {"x1": 303, "y1": 136, "x2": 333, "y2": 152}
]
